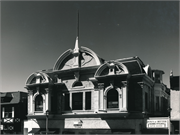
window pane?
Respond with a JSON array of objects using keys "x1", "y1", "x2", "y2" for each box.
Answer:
[
  {"x1": 72, "y1": 93, "x2": 83, "y2": 110},
  {"x1": 85, "y1": 92, "x2": 91, "y2": 110},
  {"x1": 5, "y1": 107, "x2": 12, "y2": 118},
  {"x1": 35, "y1": 95, "x2": 43, "y2": 111},
  {"x1": 107, "y1": 89, "x2": 118, "y2": 108}
]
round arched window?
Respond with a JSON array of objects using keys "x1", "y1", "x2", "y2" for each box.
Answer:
[
  {"x1": 35, "y1": 95, "x2": 43, "y2": 111},
  {"x1": 107, "y1": 89, "x2": 118, "y2": 108}
]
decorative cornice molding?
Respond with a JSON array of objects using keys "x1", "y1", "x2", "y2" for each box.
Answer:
[
  {"x1": 138, "y1": 82, "x2": 144, "y2": 89},
  {"x1": 122, "y1": 81, "x2": 127, "y2": 87}
]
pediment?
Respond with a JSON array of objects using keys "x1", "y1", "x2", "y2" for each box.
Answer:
[
  {"x1": 95, "y1": 61, "x2": 129, "y2": 77},
  {"x1": 53, "y1": 46, "x2": 103, "y2": 70}
]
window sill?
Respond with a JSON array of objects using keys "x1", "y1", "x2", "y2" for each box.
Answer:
[{"x1": 62, "y1": 110, "x2": 94, "y2": 114}]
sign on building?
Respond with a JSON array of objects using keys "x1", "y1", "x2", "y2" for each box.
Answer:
[
  {"x1": 74, "y1": 121, "x2": 83, "y2": 128},
  {"x1": 147, "y1": 119, "x2": 168, "y2": 128}
]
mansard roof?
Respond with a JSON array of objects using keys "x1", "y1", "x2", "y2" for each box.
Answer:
[
  {"x1": 115, "y1": 56, "x2": 146, "y2": 75},
  {"x1": 0, "y1": 91, "x2": 27, "y2": 105}
]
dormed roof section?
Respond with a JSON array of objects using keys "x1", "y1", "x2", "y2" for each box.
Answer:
[
  {"x1": 53, "y1": 46, "x2": 104, "y2": 70},
  {"x1": 25, "y1": 71, "x2": 53, "y2": 85},
  {"x1": 115, "y1": 56, "x2": 146, "y2": 75},
  {"x1": 95, "y1": 61, "x2": 129, "y2": 77}
]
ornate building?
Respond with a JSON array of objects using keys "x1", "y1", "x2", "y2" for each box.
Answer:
[{"x1": 24, "y1": 36, "x2": 170, "y2": 134}]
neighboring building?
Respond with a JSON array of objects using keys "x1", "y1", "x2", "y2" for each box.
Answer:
[
  {"x1": 0, "y1": 91, "x2": 27, "y2": 134},
  {"x1": 152, "y1": 70, "x2": 170, "y2": 117},
  {"x1": 24, "y1": 35, "x2": 170, "y2": 134},
  {"x1": 170, "y1": 72, "x2": 180, "y2": 134}
]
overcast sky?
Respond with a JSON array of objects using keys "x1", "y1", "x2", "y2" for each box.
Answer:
[{"x1": 1, "y1": 1, "x2": 179, "y2": 92}]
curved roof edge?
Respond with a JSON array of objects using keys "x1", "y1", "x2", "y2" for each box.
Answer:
[{"x1": 25, "y1": 71, "x2": 52, "y2": 85}]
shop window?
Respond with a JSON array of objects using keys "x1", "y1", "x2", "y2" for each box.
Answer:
[
  {"x1": 107, "y1": 89, "x2": 118, "y2": 108},
  {"x1": 85, "y1": 92, "x2": 91, "y2": 110},
  {"x1": 4, "y1": 107, "x2": 12, "y2": 118},
  {"x1": 72, "y1": 93, "x2": 83, "y2": 110},
  {"x1": 35, "y1": 95, "x2": 43, "y2": 111},
  {"x1": 64, "y1": 93, "x2": 70, "y2": 111}
]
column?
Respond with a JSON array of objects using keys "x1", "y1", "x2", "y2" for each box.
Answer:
[
  {"x1": 70, "y1": 92, "x2": 72, "y2": 110},
  {"x1": 28, "y1": 90, "x2": 33, "y2": 114},
  {"x1": 98, "y1": 83, "x2": 104, "y2": 111},
  {"x1": 45, "y1": 87, "x2": 52, "y2": 112},
  {"x1": 83, "y1": 91, "x2": 85, "y2": 110},
  {"x1": 121, "y1": 81, "x2": 128, "y2": 112}
]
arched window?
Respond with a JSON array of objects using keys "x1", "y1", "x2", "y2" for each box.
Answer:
[
  {"x1": 107, "y1": 89, "x2": 118, "y2": 108},
  {"x1": 35, "y1": 95, "x2": 43, "y2": 111}
]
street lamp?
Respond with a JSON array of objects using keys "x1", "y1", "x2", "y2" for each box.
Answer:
[{"x1": 46, "y1": 110, "x2": 50, "y2": 135}]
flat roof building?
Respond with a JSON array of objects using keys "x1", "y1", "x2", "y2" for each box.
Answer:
[{"x1": 0, "y1": 91, "x2": 27, "y2": 134}]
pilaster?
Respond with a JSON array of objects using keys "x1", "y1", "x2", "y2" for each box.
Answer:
[
  {"x1": 98, "y1": 83, "x2": 104, "y2": 111},
  {"x1": 45, "y1": 87, "x2": 52, "y2": 111},
  {"x1": 121, "y1": 81, "x2": 128, "y2": 112},
  {"x1": 138, "y1": 82, "x2": 145, "y2": 112},
  {"x1": 28, "y1": 90, "x2": 33, "y2": 114}
]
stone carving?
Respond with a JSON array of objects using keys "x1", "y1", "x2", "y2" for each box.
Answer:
[
  {"x1": 98, "y1": 83, "x2": 104, "y2": 89},
  {"x1": 81, "y1": 53, "x2": 93, "y2": 67}
]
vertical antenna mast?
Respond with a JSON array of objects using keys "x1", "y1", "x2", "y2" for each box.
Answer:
[
  {"x1": 77, "y1": 10, "x2": 79, "y2": 38},
  {"x1": 74, "y1": 10, "x2": 80, "y2": 53}
]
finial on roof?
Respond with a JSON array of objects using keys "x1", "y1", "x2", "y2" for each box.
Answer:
[
  {"x1": 73, "y1": 10, "x2": 80, "y2": 54},
  {"x1": 170, "y1": 70, "x2": 173, "y2": 76},
  {"x1": 74, "y1": 36, "x2": 79, "y2": 54}
]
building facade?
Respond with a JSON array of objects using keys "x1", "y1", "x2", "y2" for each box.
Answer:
[
  {"x1": 0, "y1": 91, "x2": 27, "y2": 134},
  {"x1": 24, "y1": 37, "x2": 170, "y2": 134},
  {"x1": 170, "y1": 72, "x2": 180, "y2": 134},
  {"x1": 152, "y1": 70, "x2": 170, "y2": 117}
]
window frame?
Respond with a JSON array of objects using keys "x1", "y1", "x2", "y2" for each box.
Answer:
[
  {"x1": 34, "y1": 94, "x2": 44, "y2": 112},
  {"x1": 63, "y1": 90, "x2": 92, "y2": 112}
]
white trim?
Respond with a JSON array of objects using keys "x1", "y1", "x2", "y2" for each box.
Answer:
[
  {"x1": 12, "y1": 107, "x2": 14, "y2": 118},
  {"x1": 2, "y1": 107, "x2": 4, "y2": 118},
  {"x1": 33, "y1": 93, "x2": 45, "y2": 114},
  {"x1": 104, "y1": 86, "x2": 122, "y2": 110}
]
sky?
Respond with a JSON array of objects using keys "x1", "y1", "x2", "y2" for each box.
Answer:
[{"x1": 0, "y1": 1, "x2": 179, "y2": 92}]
